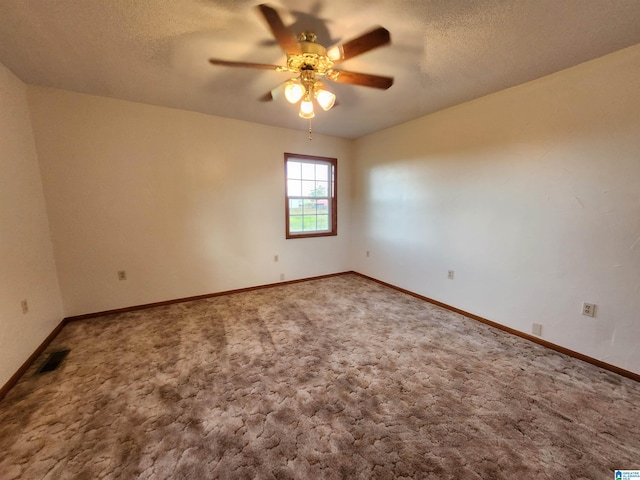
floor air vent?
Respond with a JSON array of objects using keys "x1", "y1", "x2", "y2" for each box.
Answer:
[{"x1": 37, "y1": 350, "x2": 70, "y2": 374}]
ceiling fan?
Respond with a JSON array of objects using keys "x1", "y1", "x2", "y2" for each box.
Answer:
[{"x1": 208, "y1": 3, "x2": 393, "y2": 120}]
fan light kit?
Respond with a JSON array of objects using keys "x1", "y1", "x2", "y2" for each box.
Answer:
[{"x1": 208, "y1": 3, "x2": 393, "y2": 137}]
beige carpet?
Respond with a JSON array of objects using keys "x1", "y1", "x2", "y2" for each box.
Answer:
[{"x1": 1, "y1": 273, "x2": 639, "y2": 479}]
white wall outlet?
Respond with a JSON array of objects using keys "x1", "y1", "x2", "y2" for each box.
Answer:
[
  {"x1": 21, "y1": 299, "x2": 29, "y2": 314},
  {"x1": 366, "y1": 250, "x2": 370, "y2": 257},
  {"x1": 448, "y1": 270, "x2": 454, "y2": 280},
  {"x1": 532, "y1": 323, "x2": 542, "y2": 336},
  {"x1": 582, "y1": 302, "x2": 596, "y2": 317},
  {"x1": 118, "y1": 270, "x2": 127, "y2": 281},
  {"x1": 274, "y1": 255, "x2": 279, "y2": 262},
  {"x1": 280, "y1": 273, "x2": 285, "y2": 281}
]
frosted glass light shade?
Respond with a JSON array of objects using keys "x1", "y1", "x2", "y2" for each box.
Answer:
[
  {"x1": 326, "y1": 46, "x2": 342, "y2": 61},
  {"x1": 299, "y1": 99, "x2": 315, "y2": 119},
  {"x1": 316, "y1": 89, "x2": 336, "y2": 111},
  {"x1": 284, "y1": 81, "x2": 304, "y2": 104}
]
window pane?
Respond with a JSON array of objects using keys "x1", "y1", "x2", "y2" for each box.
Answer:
[
  {"x1": 316, "y1": 164, "x2": 329, "y2": 181},
  {"x1": 302, "y1": 180, "x2": 316, "y2": 196},
  {"x1": 287, "y1": 161, "x2": 301, "y2": 179},
  {"x1": 313, "y1": 181, "x2": 328, "y2": 197},
  {"x1": 302, "y1": 215, "x2": 317, "y2": 231},
  {"x1": 303, "y1": 201, "x2": 317, "y2": 214},
  {"x1": 317, "y1": 214, "x2": 329, "y2": 230},
  {"x1": 301, "y1": 163, "x2": 315, "y2": 180},
  {"x1": 289, "y1": 199, "x2": 303, "y2": 214},
  {"x1": 287, "y1": 179, "x2": 302, "y2": 196},
  {"x1": 289, "y1": 215, "x2": 303, "y2": 232}
]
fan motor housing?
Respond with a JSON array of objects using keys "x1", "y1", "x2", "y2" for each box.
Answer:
[{"x1": 287, "y1": 40, "x2": 333, "y2": 75}]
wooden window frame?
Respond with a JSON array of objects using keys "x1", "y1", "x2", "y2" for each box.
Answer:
[{"x1": 285, "y1": 153, "x2": 337, "y2": 239}]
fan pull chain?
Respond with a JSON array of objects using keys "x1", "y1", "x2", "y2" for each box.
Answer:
[{"x1": 308, "y1": 119, "x2": 313, "y2": 141}]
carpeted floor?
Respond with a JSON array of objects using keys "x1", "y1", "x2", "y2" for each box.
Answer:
[{"x1": 1, "y1": 273, "x2": 639, "y2": 479}]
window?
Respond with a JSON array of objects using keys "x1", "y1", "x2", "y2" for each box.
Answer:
[{"x1": 285, "y1": 153, "x2": 337, "y2": 238}]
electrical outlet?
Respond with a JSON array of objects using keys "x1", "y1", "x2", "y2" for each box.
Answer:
[
  {"x1": 21, "y1": 299, "x2": 29, "y2": 314},
  {"x1": 280, "y1": 273, "x2": 285, "y2": 281},
  {"x1": 448, "y1": 270, "x2": 454, "y2": 280},
  {"x1": 532, "y1": 323, "x2": 542, "y2": 336},
  {"x1": 118, "y1": 270, "x2": 127, "y2": 281},
  {"x1": 274, "y1": 255, "x2": 279, "y2": 262},
  {"x1": 582, "y1": 302, "x2": 596, "y2": 317}
]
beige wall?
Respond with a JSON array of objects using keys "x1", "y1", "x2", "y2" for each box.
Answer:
[
  {"x1": 28, "y1": 88, "x2": 352, "y2": 316},
  {"x1": 0, "y1": 63, "x2": 63, "y2": 386},
  {"x1": 351, "y1": 44, "x2": 640, "y2": 374}
]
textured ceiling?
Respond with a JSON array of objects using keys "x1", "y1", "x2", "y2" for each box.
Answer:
[{"x1": 1, "y1": 0, "x2": 640, "y2": 138}]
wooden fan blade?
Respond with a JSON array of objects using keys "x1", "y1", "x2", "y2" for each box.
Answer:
[
  {"x1": 209, "y1": 58, "x2": 281, "y2": 70},
  {"x1": 256, "y1": 4, "x2": 300, "y2": 54},
  {"x1": 259, "y1": 83, "x2": 284, "y2": 102},
  {"x1": 328, "y1": 70, "x2": 394, "y2": 90},
  {"x1": 328, "y1": 27, "x2": 390, "y2": 65},
  {"x1": 259, "y1": 91, "x2": 274, "y2": 102}
]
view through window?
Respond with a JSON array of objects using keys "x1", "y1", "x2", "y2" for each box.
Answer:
[{"x1": 285, "y1": 153, "x2": 337, "y2": 238}]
